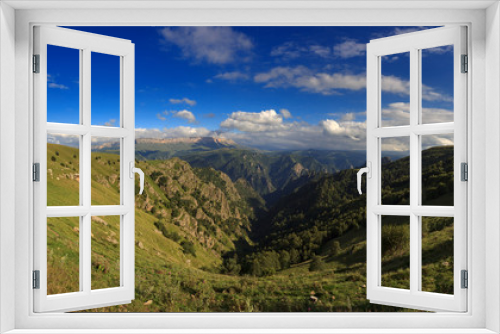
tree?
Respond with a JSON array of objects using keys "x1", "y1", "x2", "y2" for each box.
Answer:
[
  {"x1": 331, "y1": 241, "x2": 341, "y2": 256},
  {"x1": 309, "y1": 255, "x2": 326, "y2": 272}
]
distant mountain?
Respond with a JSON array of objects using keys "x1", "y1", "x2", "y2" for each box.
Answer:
[
  {"x1": 181, "y1": 148, "x2": 367, "y2": 201},
  {"x1": 134, "y1": 137, "x2": 241, "y2": 160}
]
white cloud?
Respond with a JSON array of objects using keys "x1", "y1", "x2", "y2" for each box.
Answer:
[
  {"x1": 218, "y1": 109, "x2": 367, "y2": 150},
  {"x1": 254, "y1": 66, "x2": 366, "y2": 95},
  {"x1": 279, "y1": 108, "x2": 292, "y2": 119},
  {"x1": 135, "y1": 126, "x2": 215, "y2": 139},
  {"x1": 48, "y1": 82, "x2": 69, "y2": 90},
  {"x1": 47, "y1": 133, "x2": 79, "y2": 147},
  {"x1": 214, "y1": 71, "x2": 249, "y2": 81},
  {"x1": 382, "y1": 102, "x2": 453, "y2": 127},
  {"x1": 382, "y1": 76, "x2": 452, "y2": 102},
  {"x1": 271, "y1": 42, "x2": 332, "y2": 60},
  {"x1": 169, "y1": 97, "x2": 196, "y2": 106},
  {"x1": 159, "y1": 27, "x2": 253, "y2": 64},
  {"x1": 173, "y1": 109, "x2": 196, "y2": 124},
  {"x1": 47, "y1": 74, "x2": 70, "y2": 90},
  {"x1": 333, "y1": 39, "x2": 366, "y2": 58},
  {"x1": 340, "y1": 113, "x2": 355, "y2": 122},
  {"x1": 310, "y1": 45, "x2": 331, "y2": 58},
  {"x1": 157, "y1": 113, "x2": 167, "y2": 121},
  {"x1": 221, "y1": 109, "x2": 287, "y2": 132},
  {"x1": 270, "y1": 42, "x2": 307, "y2": 59},
  {"x1": 104, "y1": 119, "x2": 117, "y2": 127}
]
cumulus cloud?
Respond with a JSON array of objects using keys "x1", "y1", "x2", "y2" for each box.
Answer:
[
  {"x1": 214, "y1": 71, "x2": 249, "y2": 81},
  {"x1": 382, "y1": 75, "x2": 452, "y2": 102},
  {"x1": 135, "y1": 126, "x2": 215, "y2": 139},
  {"x1": 320, "y1": 119, "x2": 365, "y2": 140},
  {"x1": 47, "y1": 133, "x2": 79, "y2": 147},
  {"x1": 172, "y1": 109, "x2": 196, "y2": 123},
  {"x1": 221, "y1": 109, "x2": 287, "y2": 132},
  {"x1": 218, "y1": 109, "x2": 367, "y2": 151},
  {"x1": 169, "y1": 97, "x2": 196, "y2": 106},
  {"x1": 340, "y1": 113, "x2": 356, "y2": 122},
  {"x1": 254, "y1": 66, "x2": 366, "y2": 95},
  {"x1": 159, "y1": 27, "x2": 253, "y2": 64},
  {"x1": 333, "y1": 39, "x2": 366, "y2": 58},
  {"x1": 382, "y1": 102, "x2": 454, "y2": 126},
  {"x1": 279, "y1": 109, "x2": 292, "y2": 119}
]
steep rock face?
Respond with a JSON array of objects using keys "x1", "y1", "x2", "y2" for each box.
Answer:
[{"x1": 134, "y1": 158, "x2": 259, "y2": 255}]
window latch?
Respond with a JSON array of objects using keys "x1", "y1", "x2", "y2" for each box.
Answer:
[
  {"x1": 129, "y1": 162, "x2": 144, "y2": 195},
  {"x1": 357, "y1": 162, "x2": 371, "y2": 195}
]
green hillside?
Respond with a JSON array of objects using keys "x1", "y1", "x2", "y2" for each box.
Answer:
[{"x1": 46, "y1": 143, "x2": 455, "y2": 312}]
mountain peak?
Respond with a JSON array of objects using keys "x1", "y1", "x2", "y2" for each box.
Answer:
[{"x1": 136, "y1": 137, "x2": 237, "y2": 146}]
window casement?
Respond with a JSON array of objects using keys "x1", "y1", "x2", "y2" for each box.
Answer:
[
  {"x1": 363, "y1": 26, "x2": 468, "y2": 312},
  {"x1": 33, "y1": 26, "x2": 140, "y2": 312}
]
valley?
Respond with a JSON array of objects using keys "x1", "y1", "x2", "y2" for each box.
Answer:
[{"x1": 46, "y1": 138, "x2": 454, "y2": 312}]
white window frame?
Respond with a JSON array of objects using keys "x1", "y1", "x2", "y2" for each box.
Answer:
[
  {"x1": 366, "y1": 26, "x2": 468, "y2": 312},
  {"x1": 33, "y1": 26, "x2": 136, "y2": 313},
  {"x1": 1, "y1": 1, "x2": 499, "y2": 333}
]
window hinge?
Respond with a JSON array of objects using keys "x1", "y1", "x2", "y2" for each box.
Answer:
[
  {"x1": 33, "y1": 54, "x2": 40, "y2": 73},
  {"x1": 33, "y1": 270, "x2": 40, "y2": 289},
  {"x1": 461, "y1": 270, "x2": 468, "y2": 289},
  {"x1": 461, "y1": 162, "x2": 468, "y2": 181},
  {"x1": 33, "y1": 163, "x2": 40, "y2": 182},
  {"x1": 461, "y1": 54, "x2": 468, "y2": 73}
]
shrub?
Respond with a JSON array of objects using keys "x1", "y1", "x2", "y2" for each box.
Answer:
[
  {"x1": 181, "y1": 240, "x2": 196, "y2": 257},
  {"x1": 309, "y1": 255, "x2": 326, "y2": 272},
  {"x1": 51, "y1": 156, "x2": 56, "y2": 162}
]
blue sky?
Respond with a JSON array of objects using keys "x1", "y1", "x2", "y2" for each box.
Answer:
[{"x1": 47, "y1": 26, "x2": 454, "y2": 151}]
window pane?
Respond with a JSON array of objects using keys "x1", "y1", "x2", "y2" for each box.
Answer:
[
  {"x1": 91, "y1": 137, "x2": 121, "y2": 206},
  {"x1": 47, "y1": 134, "x2": 80, "y2": 206},
  {"x1": 47, "y1": 217, "x2": 80, "y2": 295},
  {"x1": 421, "y1": 217, "x2": 454, "y2": 294},
  {"x1": 381, "y1": 52, "x2": 410, "y2": 127},
  {"x1": 421, "y1": 134, "x2": 454, "y2": 206},
  {"x1": 381, "y1": 137, "x2": 410, "y2": 205},
  {"x1": 421, "y1": 46, "x2": 454, "y2": 124},
  {"x1": 91, "y1": 215, "x2": 121, "y2": 290},
  {"x1": 381, "y1": 215, "x2": 410, "y2": 290},
  {"x1": 47, "y1": 45, "x2": 80, "y2": 124},
  {"x1": 91, "y1": 52, "x2": 120, "y2": 127}
]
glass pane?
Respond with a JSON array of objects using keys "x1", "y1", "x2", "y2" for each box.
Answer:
[
  {"x1": 381, "y1": 137, "x2": 410, "y2": 205},
  {"x1": 47, "y1": 134, "x2": 80, "y2": 206},
  {"x1": 381, "y1": 52, "x2": 410, "y2": 127},
  {"x1": 421, "y1": 134, "x2": 454, "y2": 206},
  {"x1": 381, "y1": 215, "x2": 410, "y2": 289},
  {"x1": 47, "y1": 217, "x2": 80, "y2": 295},
  {"x1": 47, "y1": 45, "x2": 80, "y2": 124},
  {"x1": 91, "y1": 215, "x2": 120, "y2": 290},
  {"x1": 91, "y1": 52, "x2": 120, "y2": 127},
  {"x1": 421, "y1": 46, "x2": 454, "y2": 124},
  {"x1": 91, "y1": 137, "x2": 121, "y2": 206},
  {"x1": 421, "y1": 217, "x2": 454, "y2": 294}
]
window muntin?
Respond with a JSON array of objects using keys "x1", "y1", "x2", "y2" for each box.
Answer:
[
  {"x1": 366, "y1": 26, "x2": 467, "y2": 312},
  {"x1": 33, "y1": 26, "x2": 136, "y2": 313}
]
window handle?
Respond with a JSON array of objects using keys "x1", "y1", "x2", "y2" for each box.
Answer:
[
  {"x1": 357, "y1": 162, "x2": 371, "y2": 195},
  {"x1": 129, "y1": 162, "x2": 145, "y2": 195}
]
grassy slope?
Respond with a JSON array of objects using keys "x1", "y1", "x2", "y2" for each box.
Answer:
[{"x1": 47, "y1": 143, "x2": 454, "y2": 312}]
